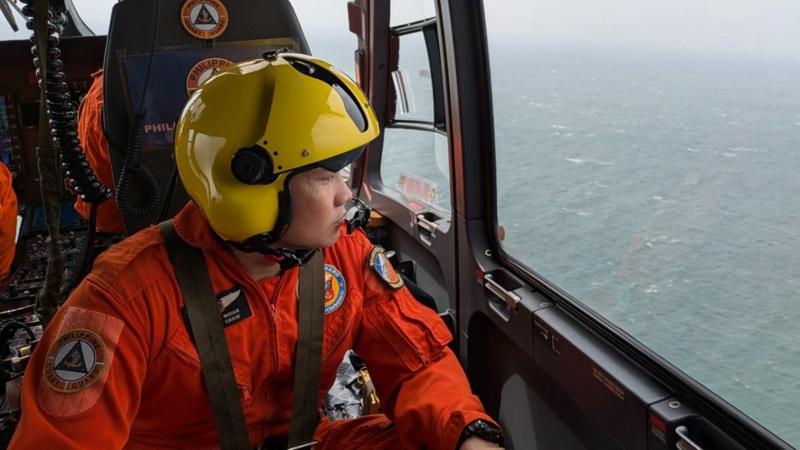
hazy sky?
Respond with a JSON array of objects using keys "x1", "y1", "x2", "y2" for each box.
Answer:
[
  {"x1": 2, "y1": 0, "x2": 800, "y2": 58},
  {"x1": 488, "y1": 0, "x2": 800, "y2": 57}
]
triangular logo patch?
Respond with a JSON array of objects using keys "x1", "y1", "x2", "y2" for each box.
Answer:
[
  {"x1": 54, "y1": 341, "x2": 89, "y2": 374},
  {"x1": 194, "y1": 4, "x2": 218, "y2": 25}
]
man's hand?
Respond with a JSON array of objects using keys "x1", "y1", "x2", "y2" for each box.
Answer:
[{"x1": 459, "y1": 436, "x2": 505, "y2": 450}]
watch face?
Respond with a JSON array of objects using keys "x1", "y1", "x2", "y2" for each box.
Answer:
[{"x1": 466, "y1": 420, "x2": 505, "y2": 445}]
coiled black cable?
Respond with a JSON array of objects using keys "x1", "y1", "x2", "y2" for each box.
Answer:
[
  {"x1": 115, "y1": 111, "x2": 161, "y2": 218},
  {"x1": 21, "y1": 1, "x2": 111, "y2": 206}
]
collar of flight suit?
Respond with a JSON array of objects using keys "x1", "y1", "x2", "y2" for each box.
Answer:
[{"x1": 170, "y1": 201, "x2": 225, "y2": 251}]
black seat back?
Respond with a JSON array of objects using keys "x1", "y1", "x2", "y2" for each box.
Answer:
[{"x1": 103, "y1": 0, "x2": 310, "y2": 233}]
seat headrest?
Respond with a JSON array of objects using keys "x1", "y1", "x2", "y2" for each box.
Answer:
[{"x1": 102, "y1": 0, "x2": 311, "y2": 234}]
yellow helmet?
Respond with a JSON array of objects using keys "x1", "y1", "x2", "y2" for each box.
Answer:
[{"x1": 175, "y1": 51, "x2": 379, "y2": 248}]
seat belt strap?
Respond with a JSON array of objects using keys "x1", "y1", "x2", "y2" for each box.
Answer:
[
  {"x1": 159, "y1": 221, "x2": 251, "y2": 450},
  {"x1": 287, "y1": 250, "x2": 324, "y2": 449}
]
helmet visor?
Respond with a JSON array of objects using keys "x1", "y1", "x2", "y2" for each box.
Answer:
[{"x1": 317, "y1": 147, "x2": 364, "y2": 172}]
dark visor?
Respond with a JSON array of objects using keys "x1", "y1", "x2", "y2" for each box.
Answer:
[{"x1": 317, "y1": 147, "x2": 364, "y2": 172}]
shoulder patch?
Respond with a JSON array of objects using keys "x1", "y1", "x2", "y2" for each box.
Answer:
[
  {"x1": 323, "y1": 264, "x2": 347, "y2": 314},
  {"x1": 45, "y1": 329, "x2": 107, "y2": 393},
  {"x1": 38, "y1": 307, "x2": 124, "y2": 417},
  {"x1": 369, "y1": 247, "x2": 404, "y2": 289}
]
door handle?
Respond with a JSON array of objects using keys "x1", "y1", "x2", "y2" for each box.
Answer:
[
  {"x1": 483, "y1": 273, "x2": 521, "y2": 310},
  {"x1": 415, "y1": 213, "x2": 441, "y2": 246},
  {"x1": 675, "y1": 425, "x2": 704, "y2": 450},
  {"x1": 416, "y1": 213, "x2": 439, "y2": 236}
]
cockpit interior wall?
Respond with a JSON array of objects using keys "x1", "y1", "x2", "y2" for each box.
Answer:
[{"x1": 102, "y1": 0, "x2": 311, "y2": 234}]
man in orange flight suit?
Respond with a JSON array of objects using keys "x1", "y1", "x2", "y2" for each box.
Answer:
[
  {"x1": 0, "y1": 161, "x2": 17, "y2": 281},
  {"x1": 9, "y1": 54, "x2": 504, "y2": 449},
  {"x1": 73, "y1": 70, "x2": 125, "y2": 234}
]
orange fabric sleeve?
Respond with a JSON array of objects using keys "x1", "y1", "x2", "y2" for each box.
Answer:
[
  {"x1": 8, "y1": 276, "x2": 151, "y2": 450},
  {"x1": 0, "y1": 162, "x2": 18, "y2": 280},
  {"x1": 355, "y1": 259, "x2": 498, "y2": 450},
  {"x1": 74, "y1": 71, "x2": 125, "y2": 234}
]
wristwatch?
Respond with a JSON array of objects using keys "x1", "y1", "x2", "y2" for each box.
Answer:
[{"x1": 456, "y1": 419, "x2": 505, "y2": 448}]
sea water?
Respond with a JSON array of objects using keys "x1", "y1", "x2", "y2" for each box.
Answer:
[{"x1": 492, "y1": 44, "x2": 800, "y2": 447}]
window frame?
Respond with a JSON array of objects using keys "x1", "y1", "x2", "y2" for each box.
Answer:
[
  {"x1": 389, "y1": 17, "x2": 447, "y2": 132},
  {"x1": 376, "y1": 14, "x2": 452, "y2": 218}
]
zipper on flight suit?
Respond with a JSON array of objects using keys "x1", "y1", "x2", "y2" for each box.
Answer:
[
  {"x1": 267, "y1": 271, "x2": 289, "y2": 369},
  {"x1": 217, "y1": 249, "x2": 282, "y2": 372}
]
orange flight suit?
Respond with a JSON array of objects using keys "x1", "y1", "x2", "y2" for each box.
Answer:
[
  {"x1": 10, "y1": 201, "x2": 495, "y2": 449},
  {"x1": 74, "y1": 71, "x2": 125, "y2": 234},
  {"x1": 0, "y1": 162, "x2": 17, "y2": 280}
]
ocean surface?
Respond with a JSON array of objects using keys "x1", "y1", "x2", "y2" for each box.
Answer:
[{"x1": 494, "y1": 45, "x2": 800, "y2": 446}]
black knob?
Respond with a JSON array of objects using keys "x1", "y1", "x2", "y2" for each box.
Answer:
[{"x1": 231, "y1": 146, "x2": 275, "y2": 185}]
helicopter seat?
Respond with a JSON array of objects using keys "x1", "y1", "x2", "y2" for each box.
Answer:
[{"x1": 102, "y1": 0, "x2": 310, "y2": 234}]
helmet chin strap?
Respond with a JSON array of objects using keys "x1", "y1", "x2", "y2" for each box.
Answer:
[
  {"x1": 228, "y1": 234, "x2": 317, "y2": 271},
  {"x1": 228, "y1": 198, "x2": 371, "y2": 271},
  {"x1": 276, "y1": 248, "x2": 318, "y2": 271}
]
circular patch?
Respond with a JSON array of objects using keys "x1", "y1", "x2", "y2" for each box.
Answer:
[
  {"x1": 44, "y1": 329, "x2": 107, "y2": 393},
  {"x1": 369, "y1": 247, "x2": 404, "y2": 289},
  {"x1": 186, "y1": 57, "x2": 233, "y2": 95},
  {"x1": 323, "y1": 264, "x2": 347, "y2": 314},
  {"x1": 181, "y1": 0, "x2": 229, "y2": 40}
]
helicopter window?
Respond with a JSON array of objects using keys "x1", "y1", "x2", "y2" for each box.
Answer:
[
  {"x1": 381, "y1": 128, "x2": 450, "y2": 214},
  {"x1": 391, "y1": 31, "x2": 436, "y2": 123},
  {"x1": 391, "y1": 0, "x2": 437, "y2": 28},
  {"x1": 485, "y1": 0, "x2": 800, "y2": 447},
  {"x1": 69, "y1": 0, "x2": 115, "y2": 35},
  {"x1": 378, "y1": 4, "x2": 450, "y2": 214}
]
